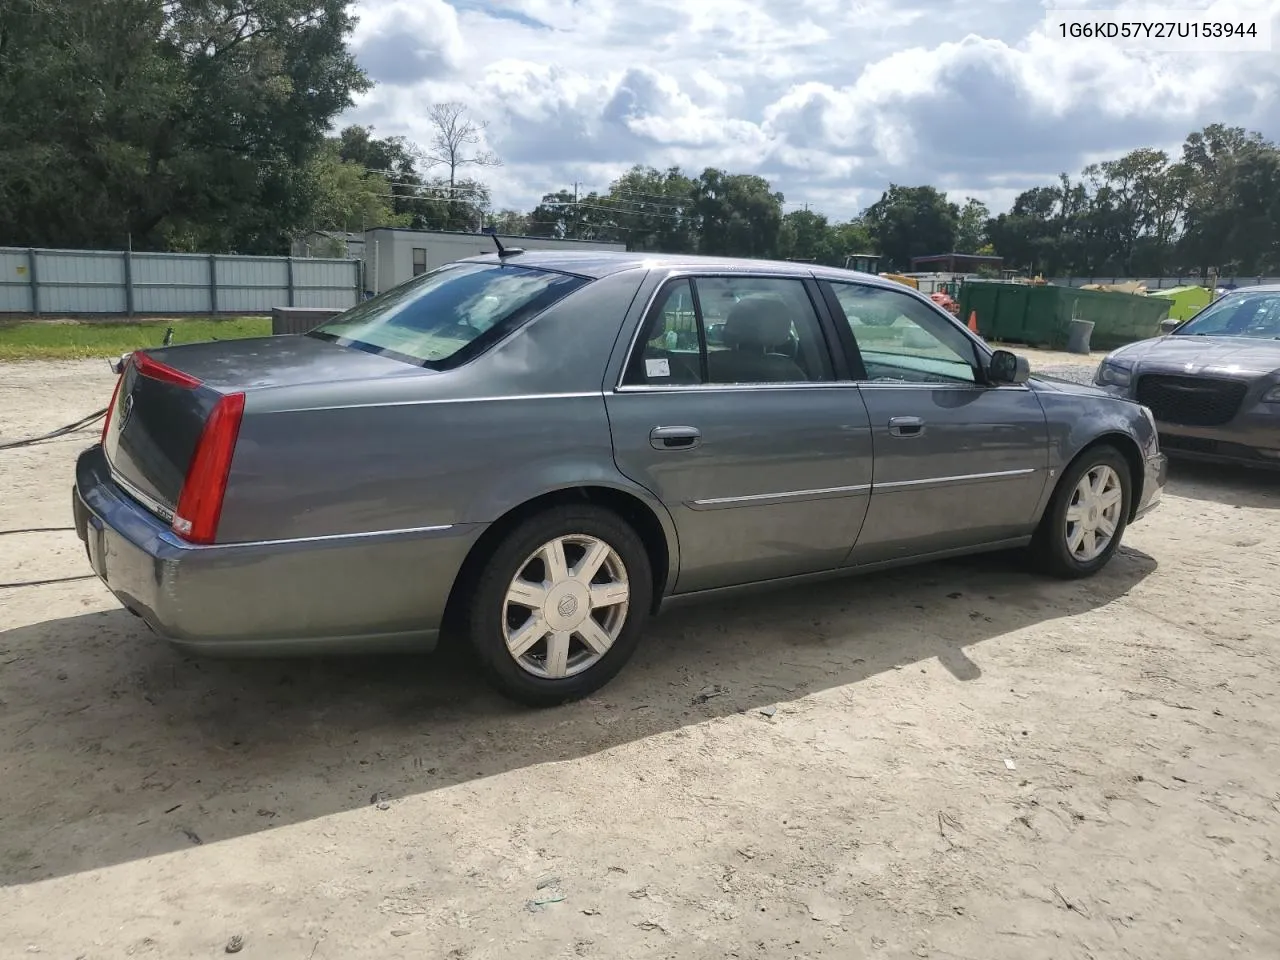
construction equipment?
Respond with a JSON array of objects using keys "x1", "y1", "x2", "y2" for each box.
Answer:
[
  {"x1": 931, "y1": 291, "x2": 960, "y2": 316},
  {"x1": 878, "y1": 272, "x2": 919, "y2": 289}
]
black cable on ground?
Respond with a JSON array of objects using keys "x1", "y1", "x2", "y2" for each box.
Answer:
[
  {"x1": 0, "y1": 530, "x2": 89, "y2": 586},
  {"x1": 0, "y1": 408, "x2": 107, "y2": 451},
  {"x1": 0, "y1": 574, "x2": 97, "y2": 589}
]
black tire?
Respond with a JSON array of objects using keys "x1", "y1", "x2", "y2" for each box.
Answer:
[
  {"x1": 1030, "y1": 444, "x2": 1133, "y2": 579},
  {"x1": 465, "y1": 504, "x2": 654, "y2": 707}
]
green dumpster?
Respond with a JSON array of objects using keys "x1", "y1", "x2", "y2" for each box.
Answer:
[{"x1": 958, "y1": 282, "x2": 1172, "y2": 351}]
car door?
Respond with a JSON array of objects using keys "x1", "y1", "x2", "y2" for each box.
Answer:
[
  {"x1": 818, "y1": 280, "x2": 1050, "y2": 566},
  {"x1": 605, "y1": 272, "x2": 874, "y2": 594}
]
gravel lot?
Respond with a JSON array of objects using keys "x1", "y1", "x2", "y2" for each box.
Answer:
[{"x1": 1, "y1": 354, "x2": 1278, "y2": 960}]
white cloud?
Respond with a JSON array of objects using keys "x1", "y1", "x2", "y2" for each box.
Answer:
[
  {"x1": 350, "y1": 0, "x2": 467, "y2": 85},
  {"x1": 344, "y1": 0, "x2": 1280, "y2": 218}
]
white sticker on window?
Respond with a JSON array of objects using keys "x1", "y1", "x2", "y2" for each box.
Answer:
[{"x1": 645, "y1": 358, "x2": 671, "y2": 378}]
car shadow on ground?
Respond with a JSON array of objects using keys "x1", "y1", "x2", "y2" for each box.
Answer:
[
  {"x1": 0, "y1": 545, "x2": 1156, "y2": 885},
  {"x1": 1165, "y1": 460, "x2": 1279, "y2": 511}
]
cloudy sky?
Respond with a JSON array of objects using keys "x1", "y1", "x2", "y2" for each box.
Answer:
[{"x1": 341, "y1": 0, "x2": 1280, "y2": 220}]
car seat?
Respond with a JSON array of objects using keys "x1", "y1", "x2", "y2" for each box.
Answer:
[{"x1": 707, "y1": 298, "x2": 808, "y2": 383}]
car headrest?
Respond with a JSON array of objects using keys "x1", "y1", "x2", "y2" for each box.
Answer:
[{"x1": 723, "y1": 298, "x2": 792, "y2": 350}]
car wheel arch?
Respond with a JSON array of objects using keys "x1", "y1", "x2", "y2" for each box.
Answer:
[
  {"x1": 1053, "y1": 432, "x2": 1146, "y2": 522},
  {"x1": 441, "y1": 484, "x2": 678, "y2": 639}
]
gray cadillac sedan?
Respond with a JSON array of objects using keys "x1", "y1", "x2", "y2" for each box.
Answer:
[
  {"x1": 1094, "y1": 285, "x2": 1280, "y2": 470},
  {"x1": 74, "y1": 251, "x2": 1166, "y2": 705}
]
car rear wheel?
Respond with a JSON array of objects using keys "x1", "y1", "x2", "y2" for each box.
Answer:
[
  {"x1": 1030, "y1": 445, "x2": 1132, "y2": 579},
  {"x1": 466, "y1": 505, "x2": 653, "y2": 707}
]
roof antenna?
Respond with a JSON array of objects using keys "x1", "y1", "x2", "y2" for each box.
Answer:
[{"x1": 483, "y1": 226, "x2": 524, "y2": 259}]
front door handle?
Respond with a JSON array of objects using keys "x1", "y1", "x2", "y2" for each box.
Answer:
[
  {"x1": 888, "y1": 416, "x2": 925, "y2": 438},
  {"x1": 650, "y1": 425, "x2": 702, "y2": 450}
]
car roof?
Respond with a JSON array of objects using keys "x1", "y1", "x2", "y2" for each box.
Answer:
[
  {"x1": 1222, "y1": 283, "x2": 1280, "y2": 293},
  {"x1": 456, "y1": 249, "x2": 908, "y2": 289}
]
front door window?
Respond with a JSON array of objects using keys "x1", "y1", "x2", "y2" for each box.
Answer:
[{"x1": 829, "y1": 283, "x2": 978, "y2": 384}]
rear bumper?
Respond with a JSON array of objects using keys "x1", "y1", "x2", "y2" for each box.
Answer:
[
  {"x1": 1133, "y1": 452, "x2": 1167, "y2": 521},
  {"x1": 73, "y1": 444, "x2": 484, "y2": 656}
]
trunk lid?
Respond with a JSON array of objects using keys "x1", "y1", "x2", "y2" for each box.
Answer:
[
  {"x1": 103, "y1": 335, "x2": 426, "y2": 518},
  {"x1": 103, "y1": 355, "x2": 219, "y2": 518},
  {"x1": 137, "y1": 333, "x2": 430, "y2": 390}
]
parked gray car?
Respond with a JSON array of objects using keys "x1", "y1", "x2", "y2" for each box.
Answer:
[
  {"x1": 1095, "y1": 285, "x2": 1280, "y2": 469},
  {"x1": 73, "y1": 251, "x2": 1166, "y2": 705}
]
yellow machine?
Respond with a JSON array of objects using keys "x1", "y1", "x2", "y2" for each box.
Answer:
[
  {"x1": 842, "y1": 255, "x2": 920, "y2": 290},
  {"x1": 878, "y1": 272, "x2": 919, "y2": 289}
]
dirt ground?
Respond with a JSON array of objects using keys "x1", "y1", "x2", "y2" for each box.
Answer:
[{"x1": 1, "y1": 356, "x2": 1278, "y2": 960}]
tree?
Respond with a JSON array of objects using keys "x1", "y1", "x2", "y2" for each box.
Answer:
[
  {"x1": 986, "y1": 177, "x2": 1098, "y2": 276},
  {"x1": 303, "y1": 141, "x2": 407, "y2": 236},
  {"x1": 954, "y1": 199, "x2": 990, "y2": 254},
  {"x1": 337, "y1": 124, "x2": 433, "y2": 227},
  {"x1": 488, "y1": 209, "x2": 530, "y2": 235},
  {"x1": 1093, "y1": 148, "x2": 1190, "y2": 273},
  {"x1": 599, "y1": 166, "x2": 697, "y2": 252},
  {"x1": 1178, "y1": 124, "x2": 1280, "y2": 275},
  {"x1": 828, "y1": 219, "x2": 875, "y2": 264},
  {"x1": 526, "y1": 189, "x2": 593, "y2": 240},
  {"x1": 982, "y1": 126, "x2": 1280, "y2": 277},
  {"x1": 777, "y1": 209, "x2": 856, "y2": 265},
  {"x1": 419, "y1": 102, "x2": 500, "y2": 230},
  {"x1": 691, "y1": 168, "x2": 784, "y2": 258},
  {"x1": 0, "y1": 0, "x2": 369, "y2": 253},
  {"x1": 862, "y1": 185, "x2": 959, "y2": 271}
]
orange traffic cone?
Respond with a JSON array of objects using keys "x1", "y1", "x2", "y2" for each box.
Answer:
[{"x1": 967, "y1": 310, "x2": 979, "y2": 334}]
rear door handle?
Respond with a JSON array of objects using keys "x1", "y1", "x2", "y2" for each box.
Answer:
[
  {"x1": 888, "y1": 416, "x2": 925, "y2": 438},
  {"x1": 649, "y1": 425, "x2": 702, "y2": 450}
]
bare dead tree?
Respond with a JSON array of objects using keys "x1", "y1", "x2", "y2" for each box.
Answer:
[{"x1": 419, "y1": 102, "x2": 501, "y2": 196}]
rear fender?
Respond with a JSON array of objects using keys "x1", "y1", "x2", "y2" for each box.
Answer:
[{"x1": 460, "y1": 455, "x2": 681, "y2": 599}]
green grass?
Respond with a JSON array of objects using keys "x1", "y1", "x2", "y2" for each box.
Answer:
[{"x1": 0, "y1": 316, "x2": 271, "y2": 361}]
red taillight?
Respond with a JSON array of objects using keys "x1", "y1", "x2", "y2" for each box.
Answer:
[
  {"x1": 134, "y1": 351, "x2": 202, "y2": 389},
  {"x1": 171, "y1": 392, "x2": 245, "y2": 544},
  {"x1": 101, "y1": 372, "x2": 124, "y2": 444}
]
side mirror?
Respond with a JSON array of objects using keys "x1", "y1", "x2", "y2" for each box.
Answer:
[
  {"x1": 1159, "y1": 318, "x2": 1180, "y2": 334},
  {"x1": 988, "y1": 349, "x2": 1030, "y2": 385}
]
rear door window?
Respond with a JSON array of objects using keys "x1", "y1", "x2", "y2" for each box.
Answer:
[
  {"x1": 625, "y1": 279, "x2": 704, "y2": 384},
  {"x1": 623, "y1": 276, "x2": 834, "y2": 386}
]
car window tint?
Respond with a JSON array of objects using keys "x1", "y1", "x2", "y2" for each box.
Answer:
[
  {"x1": 695, "y1": 277, "x2": 833, "y2": 384},
  {"x1": 830, "y1": 282, "x2": 977, "y2": 384},
  {"x1": 309, "y1": 263, "x2": 588, "y2": 369},
  {"x1": 623, "y1": 279, "x2": 704, "y2": 385}
]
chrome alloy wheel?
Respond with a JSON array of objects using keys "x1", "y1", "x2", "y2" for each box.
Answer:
[
  {"x1": 1064, "y1": 464, "x2": 1124, "y2": 563},
  {"x1": 502, "y1": 534, "x2": 631, "y2": 679}
]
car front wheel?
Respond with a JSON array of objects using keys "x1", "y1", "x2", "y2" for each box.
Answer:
[
  {"x1": 466, "y1": 505, "x2": 653, "y2": 707},
  {"x1": 1031, "y1": 445, "x2": 1133, "y2": 579}
]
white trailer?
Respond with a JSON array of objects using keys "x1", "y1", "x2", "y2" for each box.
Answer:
[{"x1": 362, "y1": 228, "x2": 627, "y2": 294}]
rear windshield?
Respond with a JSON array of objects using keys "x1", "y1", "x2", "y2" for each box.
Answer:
[
  {"x1": 1175, "y1": 291, "x2": 1280, "y2": 339},
  {"x1": 309, "y1": 262, "x2": 589, "y2": 368}
]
